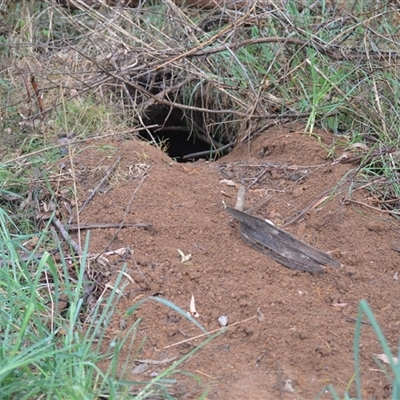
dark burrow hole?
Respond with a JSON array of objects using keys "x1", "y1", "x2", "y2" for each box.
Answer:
[
  {"x1": 138, "y1": 105, "x2": 234, "y2": 162},
  {"x1": 125, "y1": 69, "x2": 237, "y2": 162}
]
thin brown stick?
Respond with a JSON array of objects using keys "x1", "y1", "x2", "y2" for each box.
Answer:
[
  {"x1": 343, "y1": 198, "x2": 400, "y2": 216},
  {"x1": 181, "y1": 141, "x2": 234, "y2": 160},
  {"x1": 30, "y1": 74, "x2": 45, "y2": 115},
  {"x1": 52, "y1": 216, "x2": 82, "y2": 256},
  {"x1": 282, "y1": 182, "x2": 348, "y2": 227},
  {"x1": 369, "y1": 196, "x2": 400, "y2": 205},
  {"x1": 189, "y1": 36, "x2": 400, "y2": 62},
  {"x1": 52, "y1": 215, "x2": 97, "y2": 300},
  {"x1": 66, "y1": 222, "x2": 152, "y2": 230},
  {"x1": 164, "y1": 315, "x2": 257, "y2": 349},
  {"x1": 78, "y1": 156, "x2": 122, "y2": 216},
  {"x1": 99, "y1": 172, "x2": 148, "y2": 256}
]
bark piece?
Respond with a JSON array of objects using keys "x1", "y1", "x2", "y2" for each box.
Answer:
[{"x1": 226, "y1": 206, "x2": 340, "y2": 274}]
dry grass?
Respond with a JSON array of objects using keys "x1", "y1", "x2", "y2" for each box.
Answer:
[
  {"x1": 2, "y1": 1, "x2": 400, "y2": 154},
  {"x1": 1, "y1": 0, "x2": 400, "y2": 207}
]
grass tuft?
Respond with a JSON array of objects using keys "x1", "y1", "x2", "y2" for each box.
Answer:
[{"x1": 0, "y1": 206, "x2": 210, "y2": 398}]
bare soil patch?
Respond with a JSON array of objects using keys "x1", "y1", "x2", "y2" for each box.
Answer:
[{"x1": 67, "y1": 126, "x2": 400, "y2": 399}]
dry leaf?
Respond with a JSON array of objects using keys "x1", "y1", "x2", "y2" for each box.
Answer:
[
  {"x1": 346, "y1": 142, "x2": 369, "y2": 151},
  {"x1": 23, "y1": 236, "x2": 39, "y2": 249},
  {"x1": 132, "y1": 363, "x2": 149, "y2": 374},
  {"x1": 190, "y1": 293, "x2": 199, "y2": 318},
  {"x1": 375, "y1": 353, "x2": 398, "y2": 365},
  {"x1": 331, "y1": 302, "x2": 348, "y2": 307},
  {"x1": 283, "y1": 379, "x2": 295, "y2": 393},
  {"x1": 105, "y1": 247, "x2": 130, "y2": 257},
  {"x1": 220, "y1": 179, "x2": 237, "y2": 187},
  {"x1": 177, "y1": 249, "x2": 191, "y2": 262},
  {"x1": 257, "y1": 307, "x2": 265, "y2": 322}
]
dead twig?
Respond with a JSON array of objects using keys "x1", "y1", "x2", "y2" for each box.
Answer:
[
  {"x1": 345, "y1": 316, "x2": 372, "y2": 326},
  {"x1": 100, "y1": 172, "x2": 148, "y2": 256},
  {"x1": 282, "y1": 183, "x2": 347, "y2": 227},
  {"x1": 51, "y1": 215, "x2": 96, "y2": 301},
  {"x1": 78, "y1": 156, "x2": 122, "y2": 217},
  {"x1": 66, "y1": 222, "x2": 152, "y2": 230},
  {"x1": 343, "y1": 198, "x2": 400, "y2": 216},
  {"x1": 182, "y1": 141, "x2": 235, "y2": 160},
  {"x1": 30, "y1": 74, "x2": 45, "y2": 115},
  {"x1": 52, "y1": 215, "x2": 82, "y2": 256},
  {"x1": 133, "y1": 356, "x2": 178, "y2": 365},
  {"x1": 2, "y1": 128, "x2": 156, "y2": 166},
  {"x1": 164, "y1": 315, "x2": 258, "y2": 349},
  {"x1": 189, "y1": 36, "x2": 400, "y2": 62}
]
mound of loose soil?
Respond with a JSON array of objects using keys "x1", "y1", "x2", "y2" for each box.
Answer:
[{"x1": 68, "y1": 126, "x2": 400, "y2": 399}]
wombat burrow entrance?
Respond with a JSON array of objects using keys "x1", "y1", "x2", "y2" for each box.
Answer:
[
  {"x1": 138, "y1": 105, "x2": 234, "y2": 162},
  {"x1": 126, "y1": 70, "x2": 236, "y2": 163}
]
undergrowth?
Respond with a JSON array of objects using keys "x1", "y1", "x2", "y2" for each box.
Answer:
[
  {"x1": 1, "y1": 0, "x2": 400, "y2": 398},
  {"x1": 0, "y1": 207, "x2": 213, "y2": 398}
]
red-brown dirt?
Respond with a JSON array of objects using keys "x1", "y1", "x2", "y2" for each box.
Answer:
[{"x1": 67, "y1": 126, "x2": 400, "y2": 399}]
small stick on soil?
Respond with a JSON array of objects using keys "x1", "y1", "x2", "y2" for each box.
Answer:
[
  {"x1": 52, "y1": 216, "x2": 82, "y2": 256},
  {"x1": 240, "y1": 119, "x2": 291, "y2": 143},
  {"x1": 246, "y1": 168, "x2": 269, "y2": 189},
  {"x1": 100, "y1": 173, "x2": 148, "y2": 256},
  {"x1": 78, "y1": 156, "x2": 122, "y2": 216},
  {"x1": 345, "y1": 316, "x2": 372, "y2": 326},
  {"x1": 182, "y1": 141, "x2": 234, "y2": 160},
  {"x1": 164, "y1": 315, "x2": 257, "y2": 349},
  {"x1": 65, "y1": 222, "x2": 152, "y2": 231},
  {"x1": 343, "y1": 198, "x2": 400, "y2": 216},
  {"x1": 195, "y1": 370, "x2": 216, "y2": 380},
  {"x1": 245, "y1": 196, "x2": 272, "y2": 215},
  {"x1": 51, "y1": 216, "x2": 95, "y2": 300},
  {"x1": 133, "y1": 356, "x2": 177, "y2": 365},
  {"x1": 282, "y1": 183, "x2": 347, "y2": 227}
]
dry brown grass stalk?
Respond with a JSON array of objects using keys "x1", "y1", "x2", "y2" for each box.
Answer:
[{"x1": 3, "y1": 0, "x2": 400, "y2": 157}]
